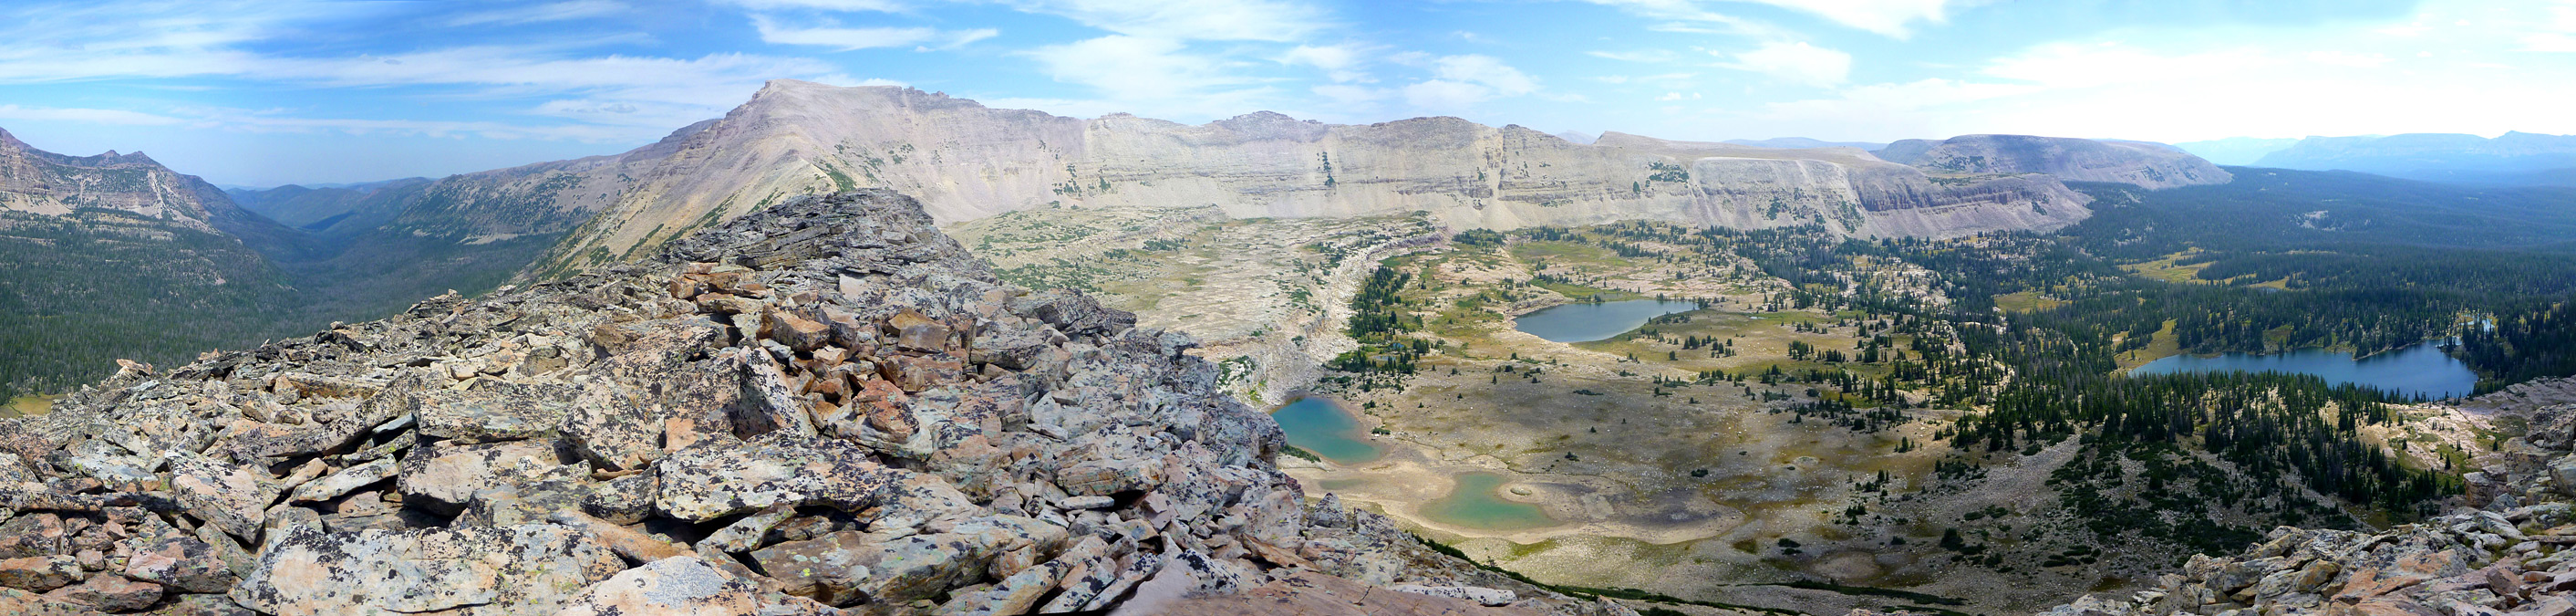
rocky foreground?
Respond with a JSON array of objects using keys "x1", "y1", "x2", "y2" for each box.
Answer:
[
  {"x1": 0, "y1": 190, "x2": 1624, "y2": 615},
  {"x1": 2026, "y1": 388, "x2": 2576, "y2": 616}
]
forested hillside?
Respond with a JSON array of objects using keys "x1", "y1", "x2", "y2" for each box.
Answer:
[
  {"x1": 0, "y1": 209, "x2": 296, "y2": 399},
  {"x1": 2061, "y1": 169, "x2": 2576, "y2": 391},
  {"x1": 0, "y1": 133, "x2": 568, "y2": 401}
]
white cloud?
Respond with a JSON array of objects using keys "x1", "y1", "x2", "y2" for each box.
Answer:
[
  {"x1": 1390, "y1": 54, "x2": 1542, "y2": 111},
  {"x1": 749, "y1": 16, "x2": 995, "y2": 50},
  {"x1": 1719, "y1": 41, "x2": 1851, "y2": 87},
  {"x1": 717, "y1": 0, "x2": 906, "y2": 12},
  {"x1": 1587, "y1": 0, "x2": 1958, "y2": 38},
  {"x1": 1726, "y1": 0, "x2": 1960, "y2": 38},
  {"x1": 445, "y1": 1, "x2": 626, "y2": 26},
  {"x1": 1981, "y1": 42, "x2": 2269, "y2": 89},
  {"x1": 1402, "y1": 80, "x2": 1494, "y2": 110},
  {"x1": 1588, "y1": 49, "x2": 1679, "y2": 63},
  {"x1": 0, "y1": 105, "x2": 185, "y2": 126},
  {"x1": 2529, "y1": 3, "x2": 2576, "y2": 51},
  {"x1": 996, "y1": 0, "x2": 1330, "y2": 42},
  {"x1": 1021, "y1": 35, "x2": 1271, "y2": 117},
  {"x1": 754, "y1": 20, "x2": 940, "y2": 49},
  {"x1": 1310, "y1": 84, "x2": 1382, "y2": 105},
  {"x1": 2307, "y1": 50, "x2": 2392, "y2": 68},
  {"x1": 1432, "y1": 55, "x2": 1537, "y2": 96},
  {"x1": 1282, "y1": 44, "x2": 1371, "y2": 82}
]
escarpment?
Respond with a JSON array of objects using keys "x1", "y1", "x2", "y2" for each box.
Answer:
[
  {"x1": 533, "y1": 80, "x2": 2114, "y2": 274},
  {"x1": 0, "y1": 189, "x2": 1627, "y2": 615}
]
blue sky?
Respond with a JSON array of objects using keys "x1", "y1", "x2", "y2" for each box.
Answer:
[{"x1": 3, "y1": 0, "x2": 2572, "y2": 186}]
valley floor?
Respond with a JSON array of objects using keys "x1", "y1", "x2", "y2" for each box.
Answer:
[{"x1": 949, "y1": 208, "x2": 2499, "y2": 615}]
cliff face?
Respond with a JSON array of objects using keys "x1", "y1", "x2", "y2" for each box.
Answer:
[
  {"x1": 525, "y1": 80, "x2": 2102, "y2": 274},
  {"x1": 0, "y1": 190, "x2": 1621, "y2": 615},
  {"x1": 1878, "y1": 134, "x2": 2233, "y2": 190},
  {"x1": 0, "y1": 129, "x2": 267, "y2": 235}
]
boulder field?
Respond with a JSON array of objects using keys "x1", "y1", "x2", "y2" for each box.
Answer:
[{"x1": 0, "y1": 190, "x2": 1626, "y2": 615}]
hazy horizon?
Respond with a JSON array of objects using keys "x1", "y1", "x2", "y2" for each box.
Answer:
[{"x1": 5, "y1": 0, "x2": 2573, "y2": 186}]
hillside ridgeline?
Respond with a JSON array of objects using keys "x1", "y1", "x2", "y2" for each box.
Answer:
[
  {"x1": 521, "y1": 80, "x2": 2231, "y2": 275},
  {"x1": 0, "y1": 190, "x2": 1624, "y2": 615}
]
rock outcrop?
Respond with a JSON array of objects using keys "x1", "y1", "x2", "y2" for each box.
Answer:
[
  {"x1": 2030, "y1": 381, "x2": 2576, "y2": 616},
  {"x1": 0, "y1": 128, "x2": 264, "y2": 234},
  {"x1": 1876, "y1": 134, "x2": 2232, "y2": 189},
  {"x1": 0, "y1": 189, "x2": 1621, "y2": 614}
]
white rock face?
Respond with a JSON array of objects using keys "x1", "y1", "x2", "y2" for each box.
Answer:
[
  {"x1": 529, "y1": 80, "x2": 2107, "y2": 273},
  {"x1": 0, "y1": 128, "x2": 242, "y2": 233}
]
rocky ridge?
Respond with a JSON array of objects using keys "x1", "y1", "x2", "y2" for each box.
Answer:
[
  {"x1": 0, "y1": 128, "x2": 264, "y2": 235},
  {"x1": 0, "y1": 189, "x2": 1621, "y2": 615},
  {"x1": 530, "y1": 80, "x2": 2154, "y2": 274},
  {"x1": 1877, "y1": 135, "x2": 2233, "y2": 190},
  {"x1": 2024, "y1": 380, "x2": 2576, "y2": 616}
]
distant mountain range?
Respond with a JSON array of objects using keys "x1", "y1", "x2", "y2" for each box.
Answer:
[
  {"x1": 1878, "y1": 135, "x2": 2230, "y2": 189},
  {"x1": 0, "y1": 130, "x2": 564, "y2": 398},
  {"x1": 2177, "y1": 132, "x2": 2576, "y2": 186},
  {"x1": 2168, "y1": 137, "x2": 2303, "y2": 166},
  {"x1": 0, "y1": 81, "x2": 2238, "y2": 396}
]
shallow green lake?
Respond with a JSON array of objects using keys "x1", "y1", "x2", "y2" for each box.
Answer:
[
  {"x1": 1270, "y1": 397, "x2": 1386, "y2": 465},
  {"x1": 1421, "y1": 472, "x2": 1558, "y2": 531}
]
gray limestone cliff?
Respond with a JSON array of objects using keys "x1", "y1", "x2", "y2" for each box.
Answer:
[{"x1": 527, "y1": 80, "x2": 2109, "y2": 275}]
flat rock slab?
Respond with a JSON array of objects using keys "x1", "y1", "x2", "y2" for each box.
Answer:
[
  {"x1": 414, "y1": 389, "x2": 573, "y2": 444},
  {"x1": 557, "y1": 556, "x2": 761, "y2": 616},
  {"x1": 230, "y1": 525, "x2": 622, "y2": 616},
  {"x1": 654, "y1": 433, "x2": 971, "y2": 521},
  {"x1": 1163, "y1": 570, "x2": 1550, "y2": 615}
]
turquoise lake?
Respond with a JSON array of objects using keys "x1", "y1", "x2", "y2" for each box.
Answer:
[
  {"x1": 1270, "y1": 397, "x2": 1386, "y2": 465},
  {"x1": 1514, "y1": 299, "x2": 1702, "y2": 342},
  {"x1": 1421, "y1": 472, "x2": 1558, "y2": 531},
  {"x1": 2128, "y1": 339, "x2": 2478, "y2": 400}
]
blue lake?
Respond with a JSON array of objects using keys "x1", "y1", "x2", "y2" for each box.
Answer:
[
  {"x1": 1514, "y1": 299, "x2": 1702, "y2": 343},
  {"x1": 2128, "y1": 339, "x2": 2478, "y2": 400},
  {"x1": 1270, "y1": 397, "x2": 1386, "y2": 465}
]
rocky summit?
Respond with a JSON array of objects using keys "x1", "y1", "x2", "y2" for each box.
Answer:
[{"x1": 0, "y1": 189, "x2": 1625, "y2": 615}]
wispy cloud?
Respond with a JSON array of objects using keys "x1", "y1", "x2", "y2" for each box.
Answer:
[
  {"x1": 997, "y1": 0, "x2": 1332, "y2": 42},
  {"x1": 1726, "y1": 0, "x2": 1961, "y2": 38},
  {"x1": 750, "y1": 16, "x2": 995, "y2": 50},
  {"x1": 1580, "y1": 0, "x2": 1960, "y2": 38},
  {"x1": 444, "y1": 0, "x2": 627, "y2": 27},
  {"x1": 717, "y1": 0, "x2": 908, "y2": 12},
  {"x1": 0, "y1": 105, "x2": 186, "y2": 126},
  {"x1": 1281, "y1": 43, "x2": 1376, "y2": 82},
  {"x1": 1716, "y1": 40, "x2": 1852, "y2": 87}
]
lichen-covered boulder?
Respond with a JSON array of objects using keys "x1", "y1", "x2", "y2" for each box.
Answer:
[
  {"x1": 229, "y1": 525, "x2": 623, "y2": 616},
  {"x1": 0, "y1": 555, "x2": 82, "y2": 591},
  {"x1": 119, "y1": 536, "x2": 236, "y2": 593},
  {"x1": 557, "y1": 557, "x2": 763, "y2": 616},
  {"x1": 162, "y1": 452, "x2": 276, "y2": 541},
  {"x1": 653, "y1": 433, "x2": 972, "y2": 521}
]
